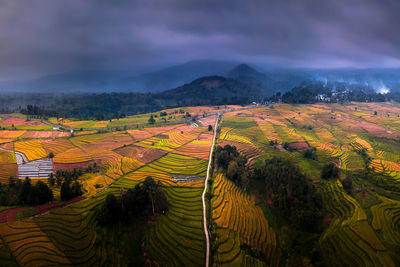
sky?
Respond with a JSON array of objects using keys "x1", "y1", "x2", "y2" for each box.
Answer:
[{"x1": 0, "y1": 0, "x2": 399, "y2": 80}]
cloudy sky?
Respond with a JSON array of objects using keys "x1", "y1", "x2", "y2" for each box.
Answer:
[{"x1": 0, "y1": 0, "x2": 399, "y2": 80}]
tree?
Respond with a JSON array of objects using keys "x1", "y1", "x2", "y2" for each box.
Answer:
[
  {"x1": 241, "y1": 172, "x2": 249, "y2": 191},
  {"x1": 227, "y1": 161, "x2": 239, "y2": 183},
  {"x1": 142, "y1": 176, "x2": 167, "y2": 215},
  {"x1": 148, "y1": 115, "x2": 155, "y2": 124},
  {"x1": 48, "y1": 173, "x2": 55, "y2": 186},
  {"x1": 321, "y1": 163, "x2": 339, "y2": 180},
  {"x1": 143, "y1": 176, "x2": 158, "y2": 215},
  {"x1": 342, "y1": 177, "x2": 353, "y2": 194},
  {"x1": 98, "y1": 194, "x2": 121, "y2": 225},
  {"x1": 153, "y1": 186, "x2": 168, "y2": 214},
  {"x1": 283, "y1": 142, "x2": 289, "y2": 150},
  {"x1": 374, "y1": 111, "x2": 378, "y2": 115},
  {"x1": 96, "y1": 112, "x2": 104, "y2": 121},
  {"x1": 71, "y1": 181, "x2": 83, "y2": 197},
  {"x1": 60, "y1": 181, "x2": 83, "y2": 201},
  {"x1": 28, "y1": 181, "x2": 53, "y2": 205},
  {"x1": 208, "y1": 125, "x2": 213, "y2": 131},
  {"x1": 304, "y1": 147, "x2": 317, "y2": 160},
  {"x1": 60, "y1": 182, "x2": 72, "y2": 201},
  {"x1": 18, "y1": 177, "x2": 31, "y2": 204},
  {"x1": 260, "y1": 157, "x2": 322, "y2": 230},
  {"x1": 8, "y1": 176, "x2": 15, "y2": 187},
  {"x1": 48, "y1": 152, "x2": 54, "y2": 158}
]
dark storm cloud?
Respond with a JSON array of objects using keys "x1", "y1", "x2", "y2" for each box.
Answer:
[{"x1": 0, "y1": 0, "x2": 399, "y2": 79}]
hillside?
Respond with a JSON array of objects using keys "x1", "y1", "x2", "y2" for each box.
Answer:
[
  {"x1": 122, "y1": 60, "x2": 238, "y2": 92},
  {"x1": 0, "y1": 76, "x2": 259, "y2": 119},
  {"x1": 159, "y1": 75, "x2": 259, "y2": 104}
]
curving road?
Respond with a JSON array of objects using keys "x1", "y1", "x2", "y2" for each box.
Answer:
[{"x1": 202, "y1": 113, "x2": 220, "y2": 267}]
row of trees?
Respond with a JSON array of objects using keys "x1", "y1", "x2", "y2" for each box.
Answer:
[
  {"x1": 48, "y1": 164, "x2": 100, "y2": 187},
  {"x1": 97, "y1": 177, "x2": 167, "y2": 226},
  {"x1": 0, "y1": 177, "x2": 53, "y2": 206}
]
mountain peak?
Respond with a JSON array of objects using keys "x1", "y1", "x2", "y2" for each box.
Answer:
[{"x1": 228, "y1": 64, "x2": 260, "y2": 77}]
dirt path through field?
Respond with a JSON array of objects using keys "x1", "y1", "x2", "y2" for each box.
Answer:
[{"x1": 202, "y1": 113, "x2": 220, "y2": 267}]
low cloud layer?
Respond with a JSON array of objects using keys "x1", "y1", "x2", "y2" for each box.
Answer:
[{"x1": 0, "y1": 0, "x2": 399, "y2": 80}]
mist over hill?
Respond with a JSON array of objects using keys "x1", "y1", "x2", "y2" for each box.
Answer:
[
  {"x1": 0, "y1": 60, "x2": 399, "y2": 95},
  {"x1": 0, "y1": 60, "x2": 238, "y2": 93}
]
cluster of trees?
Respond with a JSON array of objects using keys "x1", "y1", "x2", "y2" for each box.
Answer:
[
  {"x1": 252, "y1": 157, "x2": 323, "y2": 230},
  {"x1": 148, "y1": 115, "x2": 156, "y2": 124},
  {"x1": 215, "y1": 145, "x2": 249, "y2": 188},
  {"x1": 321, "y1": 163, "x2": 339, "y2": 180},
  {"x1": 0, "y1": 177, "x2": 53, "y2": 206},
  {"x1": 304, "y1": 147, "x2": 318, "y2": 160},
  {"x1": 48, "y1": 166, "x2": 95, "y2": 201},
  {"x1": 97, "y1": 177, "x2": 167, "y2": 226},
  {"x1": 268, "y1": 82, "x2": 388, "y2": 104},
  {"x1": 48, "y1": 164, "x2": 99, "y2": 187},
  {"x1": 60, "y1": 181, "x2": 83, "y2": 201},
  {"x1": 21, "y1": 104, "x2": 57, "y2": 118}
]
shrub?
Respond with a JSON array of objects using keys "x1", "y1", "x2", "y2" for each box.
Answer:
[{"x1": 321, "y1": 163, "x2": 339, "y2": 180}]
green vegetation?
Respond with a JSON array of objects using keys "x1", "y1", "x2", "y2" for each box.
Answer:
[
  {"x1": 0, "y1": 177, "x2": 53, "y2": 206},
  {"x1": 253, "y1": 157, "x2": 323, "y2": 230},
  {"x1": 215, "y1": 145, "x2": 247, "y2": 186},
  {"x1": 321, "y1": 163, "x2": 339, "y2": 180}
]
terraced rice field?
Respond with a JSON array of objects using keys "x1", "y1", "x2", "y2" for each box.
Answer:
[
  {"x1": 139, "y1": 153, "x2": 208, "y2": 177},
  {"x1": 371, "y1": 195, "x2": 400, "y2": 261},
  {"x1": 212, "y1": 174, "x2": 279, "y2": 266},
  {"x1": 145, "y1": 186, "x2": 205, "y2": 266},
  {"x1": 14, "y1": 140, "x2": 47, "y2": 161},
  {"x1": 0, "y1": 117, "x2": 52, "y2": 130},
  {"x1": 319, "y1": 180, "x2": 394, "y2": 266},
  {"x1": 175, "y1": 133, "x2": 213, "y2": 160},
  {"x1": 0, "y1": 115, "x2": 218, "y2": 265},
  {"x1": 0, "y1": 150, "x2": 17, "y2": 183},
  {"x1": 1, "y1": 103, "x2": 400, "y2": 266},
  {"x1": 218, "y1": 103, "x2": 400, "y2": 266}
]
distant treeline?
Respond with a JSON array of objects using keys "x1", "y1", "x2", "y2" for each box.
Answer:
[
  {"x1": 5, "y1": 92, "x2": 248, "y2": 120},
  {"x1": 2, "y1": 78, "x2": 400, "y2": 120},
  {"x1": 0, "y1": 76, "x2": 256, "y2": 120},
  {"x1": 268, "y1": 81, "x2": 391, "y2": 104}
]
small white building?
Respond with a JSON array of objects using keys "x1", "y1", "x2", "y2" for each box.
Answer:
[{"x1": 53, "y1": 126, "x2": 59, "y2": 131}]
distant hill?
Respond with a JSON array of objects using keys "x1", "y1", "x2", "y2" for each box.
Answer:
[
  {"x1": 227, "y1": 64, "x2": 268, "y2": 85},
  {"x1": 227, "y1": 63, "x2": 312, "y2": 96},
  {"x1": 0, "y1": 60, "x2": 237, "y2": 93},
  {"x1": 1, "y1": 75, "x2": 258, "y2": 119},
  {"x1": 159, "y1": 75, "x2": 259, "y2": 105},
  {"x1": 227, "y1": 64, "x2": 272, "y2": 93},
  {"x1": 121, "y1": 60, "x2": 238, "y2": 92},
  {"x1": 1, "y1": 60, "x2": 399, "y2": 94}
]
